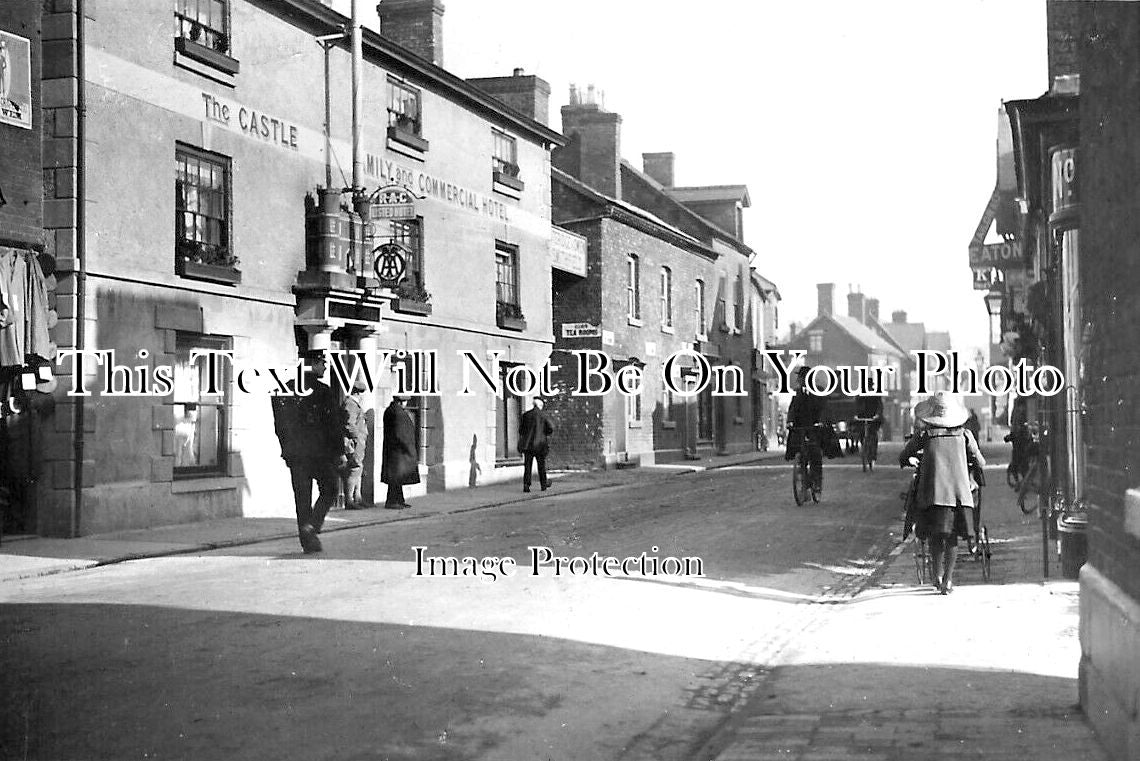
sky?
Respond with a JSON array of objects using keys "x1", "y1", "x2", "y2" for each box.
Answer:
[{"x1": 337, "y1": 0, "x2": 1049, "y2": 356}]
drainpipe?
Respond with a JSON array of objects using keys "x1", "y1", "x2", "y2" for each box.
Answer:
[
  {"x1": 350, "y1": 0, "x2": 362, "y2": 196},
  {"x1": 72, "y1": 0, "x2": 87, "y2": 537}
]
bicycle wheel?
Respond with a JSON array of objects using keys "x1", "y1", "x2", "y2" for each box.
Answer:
[
  {"x1": 980, "y1": 526, "x2": 992, "y2": 582},
  {"x1": 1018, "y1": 462, "x2": 1040, "y2": 514},
  {"x1": 792, "y1": 456, "x2": 807, "y2": 506}
]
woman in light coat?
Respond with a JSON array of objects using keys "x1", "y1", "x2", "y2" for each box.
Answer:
[{"x1": 899, "y1": 391, "x2": 986, "y2": 594}]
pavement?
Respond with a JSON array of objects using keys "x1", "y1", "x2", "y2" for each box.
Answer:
[
  {"x1": 0, "y1": 446, "x2": 1111, "y2": 761},
  {"x1": 0, "y1": 447, "x2": 784, "y2": 583},
  {"x1": 700, "y1": 460, "x2": 1108, "y2": 761}
]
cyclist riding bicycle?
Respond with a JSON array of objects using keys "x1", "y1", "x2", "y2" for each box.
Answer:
[
  {"x1": 854, "y1": 393, "x2": 884, "y2": 461},
  {"x1": 785, "y1": 365, "x2": 828, "y2": 491}
]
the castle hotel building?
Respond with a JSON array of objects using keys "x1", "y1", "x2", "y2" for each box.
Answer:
[{"x1": 21, "y1": 0, "x2": 567, "y2": 535}]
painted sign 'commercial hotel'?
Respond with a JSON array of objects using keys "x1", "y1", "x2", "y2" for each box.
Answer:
[{"x1": 26, "y1": 0, "x2": 577, "y2": 534}]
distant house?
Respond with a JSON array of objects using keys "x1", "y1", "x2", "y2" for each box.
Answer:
[{"x1": 778, "y1": 284, "x2": 908, "y2": 438}]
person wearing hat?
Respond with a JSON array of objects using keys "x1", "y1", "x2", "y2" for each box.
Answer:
[
  {"x1": 271, "y1": 349, "x2": 346, "y2": 553},
  {"x1": 381, "y1": 393, "x2": 420, "y2": 509},
  {"x1": 784, "y1": 365, "x2": 828, "y2": 491},
  {"x1": 518, "y1": 397, "x2": 554, "y2": 493},
  {"x1": 340, "y1": 377, "x2": 371, "y2": 510},
  {"x1": 898, "y1": 390, "x2": 986, "y2": 594}
]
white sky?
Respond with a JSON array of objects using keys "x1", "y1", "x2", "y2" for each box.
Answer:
[{"x1": 338, "y1": 0, "x2": 1049, "y2": 355}]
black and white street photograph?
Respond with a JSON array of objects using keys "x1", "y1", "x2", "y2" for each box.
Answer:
[{"x1": 0, "y1": 1, "x2": 1134, "y2": 759}]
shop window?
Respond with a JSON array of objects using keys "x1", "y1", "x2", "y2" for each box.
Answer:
[
  {"x1": 176, "y1": 144, "x2": 239, "y2": 283},
  {"x1": 492, "y1": 129, "x2": 523, "y2": 192},
  {"x1": 660, "y1": 266, "x2": 673, "y2": 329},
  {"x1": 695, "y1": 279, "x2": 706, "y2": 338},
  {"x1": 172, "y1": 333, "x2": 231, "y2": 477},
  {"x1": 174, "y1": 0, "x2": 239, "y2": 76},
  {"x1": 627, "y1": 254, "x2": 641, "y2": 323}
]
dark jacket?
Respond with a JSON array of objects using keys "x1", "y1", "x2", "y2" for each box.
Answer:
[
  {"x1": 787, "y1": 390, "x2": 827, "y2": 429},
  {"x1": 518, "y1": 407, "x2": 553, "y2": 455},
  {"x1": 381, "y1": 400, "x2": 420, "y2": 485},
  {"x1": 855, "y1": 395, "x2": 883, "y2": 419},
  {"x1": 271, "y1": 375, "x2": 343, "y2": 465}
]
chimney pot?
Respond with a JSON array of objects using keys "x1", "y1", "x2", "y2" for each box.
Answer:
[{"x1": 513, "y1": 67, "x2": 524, "y2": 76}]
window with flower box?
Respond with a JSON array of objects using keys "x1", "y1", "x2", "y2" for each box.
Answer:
[
  {"x1": 174, "y1": 0, "x2": 239, "y2": 77},
  {"x1": 176, "y1": 144, "x2": 239, "y2": 284},
  {"x1": 387, "y1": 79, "x2": 429, "y2": 154}
]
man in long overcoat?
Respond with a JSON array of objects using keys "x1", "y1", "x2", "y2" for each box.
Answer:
[
  {"x1": 381, "y1": 395, "x2": 419, "y2": 509},
  {"x1": 518, "y1": 398, "x2": 554, "y2": 493},
  {"x1": 271, "y1": 349, "x2": 345, "y2": 553}
]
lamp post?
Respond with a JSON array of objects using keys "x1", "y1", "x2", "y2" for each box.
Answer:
[{"x1": 984, "y1": 288, "x2": 1005, "y2": 439}]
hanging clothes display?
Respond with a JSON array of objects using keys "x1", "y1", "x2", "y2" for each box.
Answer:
[{"x1": 0, "y1": 247, "x2": 52, "y2": 369}]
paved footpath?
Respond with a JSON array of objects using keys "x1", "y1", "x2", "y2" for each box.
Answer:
[{"x1": 699, "y1": 463, "x2": 1109, "y2": 761}]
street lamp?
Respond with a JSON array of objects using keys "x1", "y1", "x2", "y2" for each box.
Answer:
[{"x1": 984, "y1": 289, "x2": 1004, "y2": 319}]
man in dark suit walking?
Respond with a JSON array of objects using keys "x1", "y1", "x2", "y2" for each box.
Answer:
[
  {"x1": 518, "y1": 398, "x2": 554, "y2": 493},
  {"x1": 381, "y1": 395, "x2": 420, "y2": 509},
  {"x1": 271, "y1": 349, "x2": 345, "y2": 553}
]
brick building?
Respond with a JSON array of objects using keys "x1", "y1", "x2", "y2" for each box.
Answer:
[
  {"x1": 778, "y1": 284, "x2": 908, "y2": 437},
  {"x1": 1069, "y1": 4, "x2": 1140, "y2": 759},
  {"x1": 547, "y1": 90, "x2": 765, "y2": 467},
  {"x1": 10, "y1": 0, "x2": 565, "y2": 536}
]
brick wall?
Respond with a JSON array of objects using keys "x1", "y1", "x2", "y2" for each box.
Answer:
[
  {"x1": 1079, "y1": 2, "x2": 1140, "y2": 603},
  {"x1": 1047, "y1": 0, "x2": 1081, "y2": 85},
  {"x1": 0, "y1": 2, "x2": 42, "y2": 250},
  {"x1": 376, "y1": 0, "x2": 444, "y2": 66}
]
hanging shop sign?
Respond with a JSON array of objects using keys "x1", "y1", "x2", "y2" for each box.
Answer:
[
  {"x1": 368, "y1": 184, "x2": 418, "y2": 221},
  {"x1": 969, "y1": 239, "x2": 1023, "y2": 270},
  {"x1": 0, "y1": 30, "x2": 33, "y2": 130},
  {"x1": 972, "y1": 266, "x2": 1004, "y2": 291},
  {"x1": 1050, "y1": 145, "x2": 1077, "y2": 221},
  {"x1": 373, "y1": 242, "x2": 408, "y2": 286}
]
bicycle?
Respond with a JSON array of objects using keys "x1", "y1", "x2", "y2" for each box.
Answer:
[
  {"x1": 1017, "y1": 445, "x2": 1050, "y2": 515},
  {"x1": 791, "y1": 423, "x2": 824, "y2": 505},
  {"x1": 854, "y1": 416, "x2": 879, "y2": 472}
]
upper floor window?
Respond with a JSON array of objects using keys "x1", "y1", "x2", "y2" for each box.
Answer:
[
  {"x1": 495, "y1": 242, "x2": 524, "y2": 330},
  {"x1": 388, "y1": 79, "x2": 422, "y2": 136},
  {"x1": 492, "y1": 130, "x2": 520, "y2": 178},
  {"x1": 176, "y1": 0, "x2": 231, "y2": 54},
  {"x1": 695, "y1": 279, "x2": 706, "y2": 337},
  {"x1": 627, "y1": 254, "x2": 641, "y2": 322},
  {"x1": 387, "y1": 217, "x2": 424, "y2": 294},
  {"x1": 660, "y1": 266, "x2": 673, "y2": 328},
  {"x1": 176, "y1": 143, "x2": 239, "y2": 283},
  {"x1": 809, "y1": 332, "x2": 823, "y2": 352}
]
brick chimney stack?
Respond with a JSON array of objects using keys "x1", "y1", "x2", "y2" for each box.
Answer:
[
  {"x1": 892, "y1": 310, "x2": 907, "y2": 323},
  {"x1": 467, "y1": 68, "x2": 552, "y2": 126},
  {"x1": 377, "y1": 0, "x2": 445, "y2": 66},
  {"x1": 866, "y1": 298, "x2": 880, "y2": 324},
  {"x1": 817, "y1": 283, "x2": 834, "y2": 318},
  {"x1": 642, "y1": 152, "x2": 674, "y2": 187},
  {"x1": 847, "y1": 290, "x2": 866, "y2": 323},
  {"x1": 554, "y1": 83, "x2": 622, "y2": 198}
]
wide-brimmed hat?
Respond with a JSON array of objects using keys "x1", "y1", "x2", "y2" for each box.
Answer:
[{"x1": 918, "y1": 391, "x2": 968, "y2": 428}]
